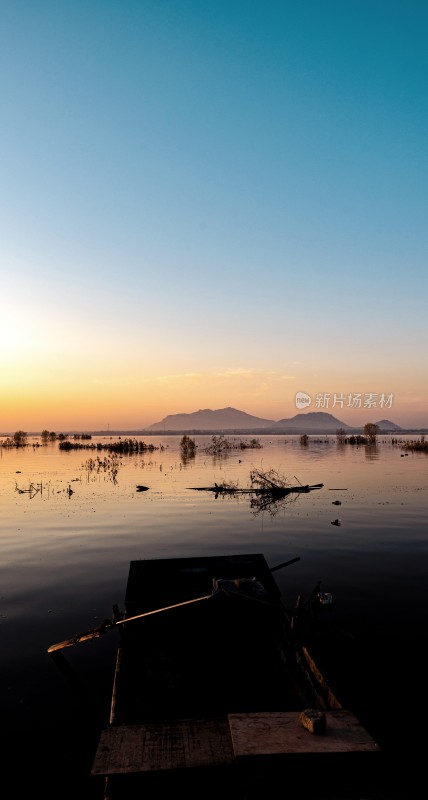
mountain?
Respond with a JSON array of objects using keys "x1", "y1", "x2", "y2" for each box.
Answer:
[
  {"x1": 145, "y1": 407, "x2": 275, "y2": 432},
  {"x1": 145, "y1": 407, "x2": 405, "y2": 434},
  {"x1": 375, "y1": 419, "x2": 402, "y2": 431},
  {"x1": 272, "y1": 412, "x2": 351, "y2": 433}
]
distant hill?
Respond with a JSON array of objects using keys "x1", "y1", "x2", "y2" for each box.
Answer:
[
  {"x1": 375, "y1": 419, "x2": 402, "y2": 431},
  {"x1": 145, "y1": 406, "x2": 275, "y2": 432},
  {"x1": 145, "y1": 408, "x2": 355, "y2": 433},
  {"x1": 272, "y1": 412, "x2": 351, "y2": 433},
  {"x1": 144, "y1": 407, "x2": 407, "y2": 434}
]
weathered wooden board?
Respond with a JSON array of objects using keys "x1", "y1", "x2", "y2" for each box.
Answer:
[
  {"x1": 229, "y1": 710, "x2": 380, "y2": 757},
  {"x1": 92, "y1": 710, "x2": 379, "y2": 778},
  {"x1": 91, "y1": 718, "x2": 234, "y2": 776}
]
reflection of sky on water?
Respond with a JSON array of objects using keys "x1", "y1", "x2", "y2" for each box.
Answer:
[
  {"x1": 1, "y1": 434, "x2": 426, "y2": 612},
  {"x1": 0, "y1": 434, "x2": 427, "y2": 792}
]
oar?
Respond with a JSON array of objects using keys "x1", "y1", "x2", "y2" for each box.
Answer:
[
  {"x1": 47, "y1": 593, "x2": 212, "y2": 654},
  {"x1": 47, "y1": 557, "x2": 301, "y2": 653}
]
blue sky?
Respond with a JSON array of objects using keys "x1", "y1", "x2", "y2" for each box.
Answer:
[{"x1": 1, "y1": 1, "x2": 427, "y2": 430}]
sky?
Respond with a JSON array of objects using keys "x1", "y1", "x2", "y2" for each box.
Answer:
[{"x1": 1, "y1": 0, "x2": 427, "y2": 432}]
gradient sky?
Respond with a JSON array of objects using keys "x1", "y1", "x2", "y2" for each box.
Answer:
[{"x1": 1, "y1": 1, "x2": 427, "y2": 432}]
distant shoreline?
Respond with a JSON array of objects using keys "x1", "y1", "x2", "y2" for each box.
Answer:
[{"x1": 2, "y1": 428, "x2": 427, "y2": 438}]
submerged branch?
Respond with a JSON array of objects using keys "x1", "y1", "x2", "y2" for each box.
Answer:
[
  {"x1": 249, "y1": 468, "x2": 292, "y2": 492},
  {"x1": 188, "y1": 470, "x2": 323, "y2": 514}
]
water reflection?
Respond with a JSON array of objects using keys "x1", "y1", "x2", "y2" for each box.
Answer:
[
  {"x1": 179, "y1": 435, "x2": 197, "y2": 465},
  {"x1": 84, "y1": 454, "x2": 120, "y2": 483},
  {"x1": 249, "y1": 491, "x2": 300, "y2": 517},
  {"x1": 201, "y1": 485, "x2": 303, "y2": 516},
  {"x1": 1, "y1": 432, "x2": 428, "y2": 797},
  {"x1": 364, "y1": 444, "x2": 379, "y2": 460},
  {"x1": 187, "y1": 466, "x2": 324, "y2": 517}
]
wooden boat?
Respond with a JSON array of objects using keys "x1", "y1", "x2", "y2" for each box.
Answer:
[{"x1": 84, "y1": 553, "x2": 381, "y2": 798}]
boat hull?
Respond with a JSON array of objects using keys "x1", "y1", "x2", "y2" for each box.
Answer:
[{"x1": 91, "y1": 554, "x2": 381, "y2": 797}]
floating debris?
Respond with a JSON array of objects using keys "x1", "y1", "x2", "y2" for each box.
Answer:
[
  {"x1": 332, "y1": 500, "x2": 342, "y2": 505},
  {"x1": 188, "y1": 471, "x2": 324, "y2": 517},
  {"x1": 331, "y1": 519, "x2": 342, "y2": 526},
  {"x1": 15, "y1": 481, "x2": 43, "y2": 499},
  {"x1": 188, "y1": 470, "x2": 323, "y2": 498}
]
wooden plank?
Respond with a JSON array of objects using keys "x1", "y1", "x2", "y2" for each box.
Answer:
[
  {"x1": 228, "y1": 711, "x2": 381, "y2": 757},
  {"x1": 91, "y1": 718, "x2": 234, "y2": 776},
  {"x1": 93, "y1": 710, "x2": 380, "y2": 777}
]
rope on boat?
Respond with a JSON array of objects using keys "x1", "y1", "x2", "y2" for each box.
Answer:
[{"x1": 215, "y1": 583, "x2": 291, "y2": 615}]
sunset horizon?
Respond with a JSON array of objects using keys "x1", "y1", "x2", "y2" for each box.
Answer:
[
  {"x1": 2, "y1": 3, "x2": 427, "y2": 436},
  {"x1": 1, "y1": 395, "x2": 426, "y2": 435}
]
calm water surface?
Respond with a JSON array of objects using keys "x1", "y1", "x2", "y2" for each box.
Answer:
[{"x1": 1, "y1": 434, "x2": 427, "y2": 796}]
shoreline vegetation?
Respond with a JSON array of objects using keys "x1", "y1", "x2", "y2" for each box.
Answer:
[
  {"x1": 1, "y1": 429, "x2": 427, "y2": 452},
  {"x1": 202, "y1": 434, "x2": 262, "y2": 455},
  {"x1": 401, "y1": 439, "x2": 428, "y2": 451},
  {"x1": 57, "y1": 438, "x2": 162, "y2": 454}
]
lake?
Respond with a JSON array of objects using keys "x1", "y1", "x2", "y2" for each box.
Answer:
[{"x1": 1, "y1": 433, "x2": 427, "y2": 797}]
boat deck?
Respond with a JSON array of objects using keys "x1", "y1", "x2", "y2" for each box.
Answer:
[
  {"x1": 92, "y1": 710, "x2": 379, "y2": 776},
  {"x1": 110, "y1": 554, "x2": 325, "y2": 723}
]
